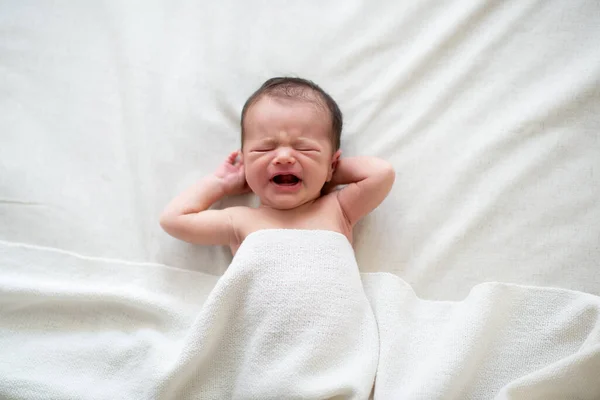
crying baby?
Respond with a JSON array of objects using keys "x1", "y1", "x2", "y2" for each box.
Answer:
[{"x1": 160, "y1": 76, "x2": 395, "y2": 254}]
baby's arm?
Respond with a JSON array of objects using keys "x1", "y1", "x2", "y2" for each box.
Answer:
[
  {"x1": 160, "y1": 151, "x2": 249, "y2": 246},
  {"x1": 329, "y1": 156, "x2": 395, "y2": 226}
]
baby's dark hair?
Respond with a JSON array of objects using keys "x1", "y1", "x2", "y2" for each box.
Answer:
[{"x1": 240, "y1": 77, "x2": 343, "y2": 150}]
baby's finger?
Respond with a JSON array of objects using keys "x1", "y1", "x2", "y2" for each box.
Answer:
[
  {"x1": 227, "y1": 151, "x2": 238, "y2": 164},
  {"x1": 234, "y1": 150, "x2": 243, "y2": 165}
]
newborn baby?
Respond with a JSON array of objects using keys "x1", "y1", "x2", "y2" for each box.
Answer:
[
  {"x1": 159, "y1": 77, "x2": 394, "y2": 398},
  {"x1": 160, "y1": 77, "x2": 395, "y2": 253}
]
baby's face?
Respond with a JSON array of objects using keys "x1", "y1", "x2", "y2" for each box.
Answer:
[{"x1": 242, "y1": 95, "x2": 340, "y2": 210}]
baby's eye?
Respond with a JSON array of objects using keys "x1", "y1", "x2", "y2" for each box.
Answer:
[
  {"x1": 252, "y1": 148, "x2": 273, "y2": 153},
  {"x1": 296, "y1": 148, "x2": 319, "y2": 152}
]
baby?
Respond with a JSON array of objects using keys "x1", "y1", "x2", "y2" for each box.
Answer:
[
  {"x1": 160, "y1": 77, "x2": 395, "y2": 254},
  {"x1": 159, "y1": 77, "x2": 393, "y2": 397}
]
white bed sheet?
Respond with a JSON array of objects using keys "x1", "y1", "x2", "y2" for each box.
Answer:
[
  {"x1": 2, "y1": 230, "x2": 599, "y2": 399},
  {"x1": 1, "y1": 1, "x2": 599, "y2": 299},
  {"x1": 2, "y1": 0, "x2": 600, "y2": 398}
]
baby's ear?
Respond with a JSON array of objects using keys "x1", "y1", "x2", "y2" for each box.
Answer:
[
  {"x1": 327, "y1": 150, "x2": 342, "y2": 182},
  {"x1": 331, "y1": 150, "x2": 342, "y2": 170}
]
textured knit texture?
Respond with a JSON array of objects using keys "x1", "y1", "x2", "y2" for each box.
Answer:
[
  {"x1": 1, "y1": 230, "x2": 599, "y2": 399},
  {"x1": 154, "y1": 229, "x2": 379, "y2": 399}
]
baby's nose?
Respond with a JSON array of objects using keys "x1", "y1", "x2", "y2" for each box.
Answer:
[{"x1": 273, "y1": 147, "x2": 296, "y2": 164}]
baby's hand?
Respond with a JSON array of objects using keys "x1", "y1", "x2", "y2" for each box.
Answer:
[{"x1": 214, "y1": 150, "x2": 251, "y2": 196}]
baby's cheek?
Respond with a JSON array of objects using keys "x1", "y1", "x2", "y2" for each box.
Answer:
[
  {"x1": 245, "y1": 168, "x2": 265, "y2": 188},
  {"x1": 245, "y1": 169, "x2": 258, "y2": 183}
]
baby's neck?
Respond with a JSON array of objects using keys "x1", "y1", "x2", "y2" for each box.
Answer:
[{"x1": 258, "y1": 198, "x2": 319, "y2": 213}]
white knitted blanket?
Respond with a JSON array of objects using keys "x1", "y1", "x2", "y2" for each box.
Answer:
[
  {"x1": 154, "y1": 230, "x2": 379, "y2": 399},
  {"x1": 1, "y1": 229, "x2": 599, "y2": 399}
]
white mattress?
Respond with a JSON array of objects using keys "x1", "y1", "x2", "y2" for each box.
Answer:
[
  {"x1": 0, "y1": 0, "x2": 599, "y2": 366},
  {"x1": 3, "y1": 0, "x2": 598, "y2": 300}
]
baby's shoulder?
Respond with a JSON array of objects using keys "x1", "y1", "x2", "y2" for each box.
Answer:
[
  {"x1": 225, "y1": 205, "x2": 256, "y2": 219},
  {"x1": 226, "y1": 205, "x2": 269, "y2": 228}
]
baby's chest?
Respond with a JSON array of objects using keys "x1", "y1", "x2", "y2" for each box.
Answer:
[{"x1": 243, "y1": 197, "x2": 351, "y2": 241}]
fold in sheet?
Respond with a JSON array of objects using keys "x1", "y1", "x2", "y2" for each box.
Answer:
[{"x1": 1, "y1": 230, "x2": 599, "y2": 399}]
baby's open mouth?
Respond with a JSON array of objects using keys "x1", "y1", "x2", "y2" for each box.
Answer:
[{"x1": 272, "y1": 174, "x2": 301, "y2": 186}]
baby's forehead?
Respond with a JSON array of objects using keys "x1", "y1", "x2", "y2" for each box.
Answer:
[
  {"x1": 252, "y1": 93, "x2": 328, "y2": 117},
  {"x1": 245, "y1": 96, "x2": 331, "y2": 138}
]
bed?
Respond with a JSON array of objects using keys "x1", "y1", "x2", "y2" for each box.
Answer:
[{"x1": 1, "y1": 0, "x2": 599, "y2": 398}]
